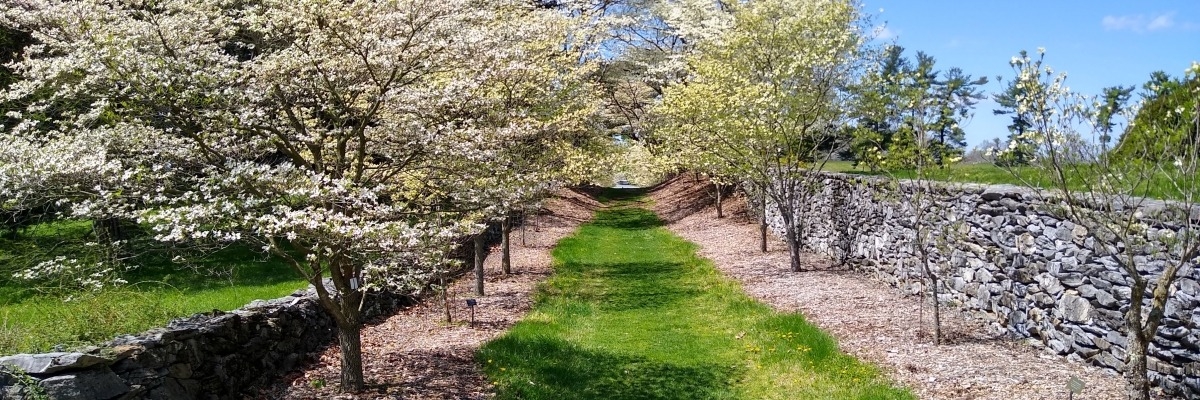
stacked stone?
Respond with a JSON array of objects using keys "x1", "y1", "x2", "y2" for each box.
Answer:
[
  {"x1": 762, "y1": 173, "x2": 1200, "y2": 398},
  {"x1": 0, "y1": 288, "x2": 413, "y2": 400}
]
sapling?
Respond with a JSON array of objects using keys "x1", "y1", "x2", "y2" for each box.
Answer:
[
  {"x1": 852, "y1": 46, "x2": 980, "y2": 343},
  {"x1": 994, "y1": 51, "x2": 1200, "y2": 400}
]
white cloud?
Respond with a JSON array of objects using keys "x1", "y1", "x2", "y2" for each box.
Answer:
[
  {"x1": 1102, "y1": 15, "x2": 1141, "y2": 31},
  {"x1": 872, "y1": 25, "x2": 899, "y2": 40},
  {"x1": 1102, "y1": 12, "x2": 1177, "y2": 32},
  {"x1": 1147, "y1": 13, "x2": 1175, "y2": 30}
]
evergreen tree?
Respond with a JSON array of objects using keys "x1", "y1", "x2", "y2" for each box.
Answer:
[
  {"x1": 1112, "y1": 70, "x2": 1198, "y2": 162},
  {"x1": 850, "y1": 47, "x2": 984, "y2": 169},
  {"x1": 885, "y1": 50, "x2": 937, "y2": 169},
  {"x1": 992, "y1": 57, "x2": 1037, "y2": 166},
  {"x1": 929, "y1": 67, "x2": 987, "y2": 166},
  {"x1": 1095, "y1": 85, "x2": 1135, "y2": 150},
  {"x1": 846, "y1": 45, "x2": 908, "y2": 168}
]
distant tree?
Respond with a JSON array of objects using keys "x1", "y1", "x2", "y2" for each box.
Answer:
[
  {"x1": 992, "y1": 57, "x2": 1038, "y2": 166},
  {"x1": 961, "y1": 141, "x2": 995, "y2": 164},
  {"x1": 850, "y1": 47, "x2": 985, "y2": 169},
  {"x1": 881, "y1": 51, "x2": 938, "y2": 169},
  {"x1": 846, "y1": 44, "x2": 908, "y2": 169},
  {"x1": 1111, "y1": 71, "x2": 1199, "y2": 162},
  {"x1": 1095, "y1": 85, "x2": 1135, "y2": 149},
  {"x1": 929, "y1": 67, "x2": 987, "y2": 166}
]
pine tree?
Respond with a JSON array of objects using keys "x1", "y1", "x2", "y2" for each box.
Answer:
[
  {"x1": 1095, "y1": 85, "x2": 1134, "y2": 150},
  {"x1": 929, "y1": 68, "x2": 987, "y2": 166},
  {"x1": 992, "y1": 60, "x2": 1037, "y2": 166}
]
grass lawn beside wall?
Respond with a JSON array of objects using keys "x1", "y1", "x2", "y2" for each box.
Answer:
[
  {"x1": 822, "y1": 160, "x2": 1193, "y2": 201},
  {"x1": 479, "y1": 190, "x2": 913, "y2": 400},
  {"x1": 0, "y1": 220, "x2": 307, "y2": 354}
]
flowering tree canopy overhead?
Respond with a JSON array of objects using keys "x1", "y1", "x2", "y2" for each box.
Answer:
[{"x1": 1, "y1": 0, "x2": 606, "y2": 389}]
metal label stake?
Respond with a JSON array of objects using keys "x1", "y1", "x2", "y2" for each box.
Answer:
[
  {"x1": 466, "y1": 299, "x2": 477, "y2": 325},
  {"x1": 1067, "y1": 376, "x2": 1084, "y2": 399}
]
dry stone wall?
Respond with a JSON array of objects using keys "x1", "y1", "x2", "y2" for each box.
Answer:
[
  {"x1": 0, "y1": 286, "x2": 413, "y2": 400},
  {"x1": 0, "y1": 227, "x2": 500, "y2": 399},
  {"x1": 762, "y1": 173, "x2": 1200, "y2": 398}
]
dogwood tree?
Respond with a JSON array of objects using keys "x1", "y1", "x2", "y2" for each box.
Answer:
[
  {"x1": 1, "y1": 0, "x2": 596, "y2": 391},
  {"x1": 458, "y1": 10, "x2": 604, "y2": 291},
  {"x1": 656, "y1": 0, "x2": 868, "y2": 270}
]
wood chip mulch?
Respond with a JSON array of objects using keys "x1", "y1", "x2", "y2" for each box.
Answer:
[
  {"x1": 254, "y1": 188, "x2": 598, "y2": 399},
  {"x1": 648, "y1": 177, "x2": 1128, "y2": 400}
]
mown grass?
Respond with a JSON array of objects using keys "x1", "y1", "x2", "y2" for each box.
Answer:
[
  {"x1": 822, "y1": 160, "x2": 1194, "y2": 201},
  {"x1": 822, "y1": 160, "x2": 1019, "y2": 183},
  {"x1": 0, "y1": 219, "x2": 306, "y2": 354},
  {"x1": 478, "y1": 189, "x2": 913, "y2": 400}
]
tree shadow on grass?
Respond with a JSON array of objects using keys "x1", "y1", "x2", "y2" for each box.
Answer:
[
  {"x1": 480, "y1": 335, "x2": 740, "y2": 400},
  {"x1": 123, "y1": 244, "x2": 301, "y2": 293},
  {"x1": 589, "y1": 208, "x2": 663, "y2": 230},
  {"x1": 549, "y1": 260, "x2": 705, "y2": 312},
  {"x1": 587, "y1": 187, "x2": 652, "y2": 204}
]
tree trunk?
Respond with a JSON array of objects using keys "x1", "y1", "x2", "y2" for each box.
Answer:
[
  {"x1": 336, "y1": 316, "x2": 365, "y2": 391},
  {"x1": 918, "y1": 281, "x2": 926, "y2": 338},
  {"x1": 759, "y1": 220, "x2": 768, "y2": 253},
  {"x1": 1125, "y1": 335, "x2": 1151, "y2": 400},
  {"x1": 92, "y1": 218, "x2": 125, "y2": 266},
  {"x1": 760, "y1": 195, "x2": 768, "y2": 253},
  {"x1": 778, "y1": 204, "x2": 803, "y2": 272},
  {"x1": 1125, "y1": 279, "x2": 1151, "y2": 400},
  {"x1": 715, "y1": 184, "x2": 724, "y2": 219},
  {"x1": 788, "y1": 240, "x2": 802, "y2": 272},
  {"x1": 440, "y1": 273, "x2": 452, "y2": 323},
  {"x1": 474, "y1": 233, "x2": 485, "y2": 296},
  {"x1": 92, "y1": 218, "x2": 124, "y2": 242},
  {"x1": 916, "y1": 240, "x2": 943, "y2": 345},
  {"x1": 930, "y1": 273, "x2": 942, "y2": 345},
  {"x1": 781, "y1": 225, "x2": 801, "y2": 272},
  {"x1": 501, "y1": 218, "x2": 512, "y2": 274}
]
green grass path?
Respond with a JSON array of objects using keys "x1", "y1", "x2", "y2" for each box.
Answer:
[{"x1": 479, "y1": 190, "x2": 914, "y2": 400}]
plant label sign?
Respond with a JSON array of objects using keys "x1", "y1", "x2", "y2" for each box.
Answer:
[{"x1": 1067, "y1": 376, "x2": 1085, "y2": 394}]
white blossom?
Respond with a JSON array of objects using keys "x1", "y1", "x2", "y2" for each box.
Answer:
[{"x1": 1, "y1": 0, "x2": 606, "y2": 305}]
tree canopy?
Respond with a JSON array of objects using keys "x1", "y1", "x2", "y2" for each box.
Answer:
[
  {"x1": 1111, "y1": 70, "x2": 1199, "y2": 162},
  {"x1": 0, "y1": 0, "x2": 607, "y2": 389},
  {"x1": 847, "y1": 45, "x2": 986, "y2": 170},
  {"x1": 655, "y1": 0, "x2": 867, "y2": 270}
]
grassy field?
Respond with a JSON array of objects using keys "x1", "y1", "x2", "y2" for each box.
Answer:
[
  {"x1": 478, "y1": 190, "x2": 913, "y2": 400},
  {"x1": 0, "y1": 220, "x2": 306, "y2": 354},
  {"x1": 821, "y1": 160, "x2": 1193, "y2": 201},
  {"x1": 823, "y1": 161, "x2": 1032, "y2": 186}
]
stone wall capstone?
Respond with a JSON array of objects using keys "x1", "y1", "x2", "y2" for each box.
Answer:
[{"x1": 761, "y1": 173, "x2": 1200, "y2": 398}]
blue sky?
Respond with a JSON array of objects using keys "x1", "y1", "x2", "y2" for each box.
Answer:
[{"x1": 865, "y1": 0, "x2": 1200, "y2": 148}]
